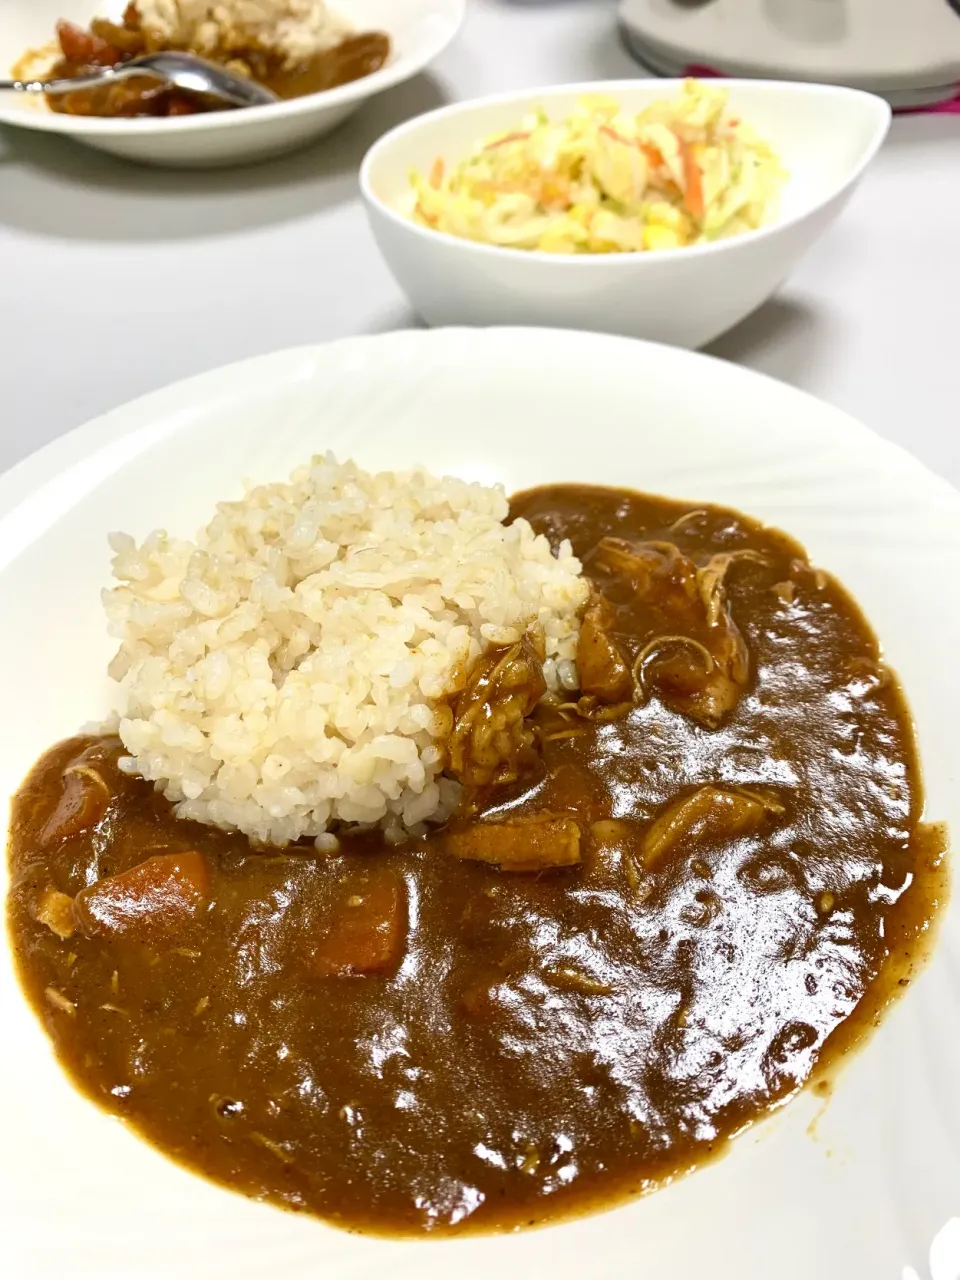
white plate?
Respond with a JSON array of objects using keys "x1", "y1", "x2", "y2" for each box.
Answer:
[
  {"x1": 0, "y1": 0, "x2": 465, "y2": 167},
  {"x1": 1, "y1": 328, "x2": 958, "y2": 1280}
]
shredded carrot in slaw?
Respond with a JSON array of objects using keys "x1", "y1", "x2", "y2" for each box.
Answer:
[{"x1": 679, "y1": 139, "x2": 704, "y2": 219}]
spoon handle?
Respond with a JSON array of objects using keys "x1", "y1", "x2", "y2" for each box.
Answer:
[
  {"x1": 0, "y1": 79, "x2": 49, "y2": 93},
  {"x1": 0, "y1": 69, "x2": 126, "y2": 96}
]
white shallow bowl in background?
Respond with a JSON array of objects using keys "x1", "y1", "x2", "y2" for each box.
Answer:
[
  {"x1": 0, "y1": 327, "x2": 958, "y2": 1279},
  {"x1": 0, "y1": 0, "x2": 465, "y2": 167},
  {"x1": 361, "y1": 80, "x2": 890, "y2": 348}
]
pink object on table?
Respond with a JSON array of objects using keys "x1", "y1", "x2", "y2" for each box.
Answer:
[
  {"x1": 682, "y1": 64, "x2": 960, "y2": 114},
  {"x1": 897, "y1": 93, "x2": 960, "y2": 115}
]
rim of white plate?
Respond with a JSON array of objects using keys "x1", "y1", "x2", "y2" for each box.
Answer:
[{"x1": 0, "y1": 327, "x2": 951, "y2": 526}]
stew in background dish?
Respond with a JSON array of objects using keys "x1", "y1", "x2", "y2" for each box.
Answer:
[{"x1": 42, "y1": 6, "x2": 390, "y2": 117}]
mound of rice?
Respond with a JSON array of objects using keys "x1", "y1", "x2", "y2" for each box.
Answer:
[
  {"x1": 135, "y1": 1, "x2": 351, "y2": 64},
  {"x1": 105, "y1": 455, "x2": 588, "y2": 846}
]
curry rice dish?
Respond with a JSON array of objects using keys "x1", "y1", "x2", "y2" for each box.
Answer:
[
  {"x1": 6, "y1": 457, "x2": 947, "y2": 1237},
  {"x1": 27, "y1": 2, "x2": 389, "y2": 118}
]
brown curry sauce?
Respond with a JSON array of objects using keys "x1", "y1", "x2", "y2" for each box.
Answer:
[{"x1": 5, "y1": 485, "x2": 947, "y2": 1236}]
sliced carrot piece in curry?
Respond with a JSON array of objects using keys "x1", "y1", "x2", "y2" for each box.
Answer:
[
  {"x1": 74, "y1": 851, "x2": 210, "y2": 943},
  {"x1": 312, "y1": 872, "x2": 407, "y2": 978}
]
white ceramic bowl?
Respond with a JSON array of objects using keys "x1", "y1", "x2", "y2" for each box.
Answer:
[
  {"x1": 0, "y1": 0, "x2": 465, "y2": 168},
  {"x1": 360, "y1": 79, "x2": 891, "y2": 349}
]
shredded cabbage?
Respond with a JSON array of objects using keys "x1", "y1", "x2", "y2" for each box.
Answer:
[{"x1": 403, "y1": 80, "x2": 788, "y2": 254}]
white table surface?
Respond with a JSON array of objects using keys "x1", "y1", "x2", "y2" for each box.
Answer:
[{"x1": 1, "y1": 0, "x2": 958, "y2": 484}]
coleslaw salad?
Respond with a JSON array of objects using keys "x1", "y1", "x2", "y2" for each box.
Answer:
[{"x1": 404, "y1": 79, "x2": 788, "y2": 255}]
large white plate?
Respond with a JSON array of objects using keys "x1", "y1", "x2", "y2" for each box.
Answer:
[{"x1": 1, "y1": 328, "x2": 958, "y2": 1280}]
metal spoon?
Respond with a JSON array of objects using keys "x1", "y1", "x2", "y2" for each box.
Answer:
[{"x1": 0, "y1": 52, "x2": 279, "y2": 110}]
